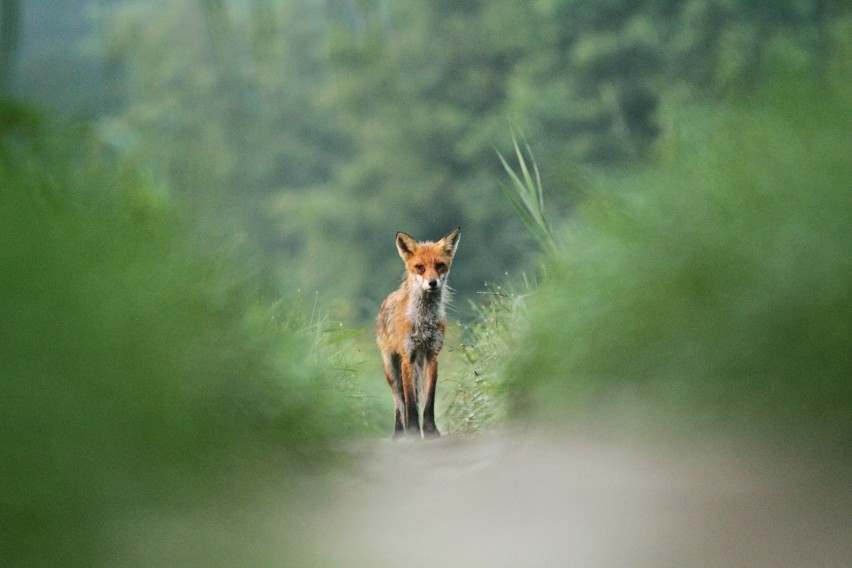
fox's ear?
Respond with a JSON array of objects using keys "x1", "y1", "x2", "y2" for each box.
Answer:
[
  {"x1": 440, "y1": 226, "x2": 461, "y2": 256},
  {"x1": 396, "y1": 232, "x2": 418, "y2": 260}
]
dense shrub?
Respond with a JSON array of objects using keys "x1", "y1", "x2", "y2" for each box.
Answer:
[
  {"x1": 0, "y1": 109, "x2": 355, "y2": 566},
  {"x1": 506, "y1": 72, "x2": 852, "y2": 456}
]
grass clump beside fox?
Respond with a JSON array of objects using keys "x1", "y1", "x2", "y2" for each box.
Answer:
[
  {"x1": 495, "y1": 69, "x2": 851, "y2": 457},
  {"x1": 396, "y1": 65, "x2": 851, "y2": 456}
]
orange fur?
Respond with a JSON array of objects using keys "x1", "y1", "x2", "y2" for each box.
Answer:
[{"x1": 376, "y1": 227, "x2": 460, "y2": 439}]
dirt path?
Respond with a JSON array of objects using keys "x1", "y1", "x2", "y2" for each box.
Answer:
[{"x1": 301, "y1": 431, "x2": 850, "y2": 568}]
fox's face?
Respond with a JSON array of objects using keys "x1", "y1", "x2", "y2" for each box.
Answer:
[{"x1": 396, "y1": 227, "x2": 460, "y2": 293}]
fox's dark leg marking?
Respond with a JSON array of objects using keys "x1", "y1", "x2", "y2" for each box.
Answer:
[
  {"x1": 400, "y1": 356, "x2": 422, "y2": 437},
  {"x1": 383, "y1": 353, "x2": 405, "y2": 439},
  {"x1": 422, "y1": 357, "x2": 441, "y2": 439}
]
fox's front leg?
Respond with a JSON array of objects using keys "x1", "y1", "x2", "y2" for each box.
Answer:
[
  {"x1": 422, "y1": 357, "x2": 441, "y2": 438},
  {"x1": 381, "y1": 353, "x2": 405, "y2": 439},
  {"x1": 400, "y1": 357, "x2": 421, "y2": 437}
]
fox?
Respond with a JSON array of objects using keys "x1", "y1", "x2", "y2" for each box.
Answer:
[{"x1": 376, "y1": 226, "x2": 461, "y2": 439}]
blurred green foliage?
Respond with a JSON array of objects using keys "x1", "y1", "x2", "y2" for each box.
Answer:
[
  {"x1": 0, "y1": 106, "x2": 361, "y2": 566},
  {"x1": 0, "y1": 0, "x2": 852, "y2": 567},
  {"x1": 0, "y1": 3, "x2": 850, "y2": 563},
  {"x1": 62, "y1": 0, "x2": 839, "y2": 321},
  {"x1": 442, "y1": 282, "x2": 533, "y2": 434},
  {"x1": 505, "y1": 66, "x2": 852, "y2": 455}
]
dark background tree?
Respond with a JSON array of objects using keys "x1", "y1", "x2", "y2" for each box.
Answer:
[
  {"x1": 9, "y1": 0, "x2": 840, "y2": 321},
  {"x1": 0, "y1": 0, "x2": 21, "y2": 95}
]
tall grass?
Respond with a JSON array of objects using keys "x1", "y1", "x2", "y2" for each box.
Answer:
[
  {"x1": 441, "y1": 281, "x2": 532, "y2": 434},
  {"x1": 504, "y1": 70, "x2": 852, "y2": 456},
  {"x1": 497, "y1": 131, "x2": 557, "y2": 255},
  {"x1": 0, "y1": 107, "x2": 360, "y2": 566},
  {"x1": 298, "y1": 296, "x2": 385, "y2": 435},
  {"x1": 433, "y1": 134, "x2": 550, "y2": 434}
]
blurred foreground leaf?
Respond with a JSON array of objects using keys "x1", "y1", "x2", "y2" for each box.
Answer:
[
  {"x1": 0, "y1": 111, "x2": 355, "y2": 566},
  {"x1": 507, "y1": 68, "x2": 852, "y2": 457}
]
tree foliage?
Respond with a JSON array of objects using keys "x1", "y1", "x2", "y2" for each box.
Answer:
[{"x1": 80, "y1": 0, "x2": 845, "y2": 321}]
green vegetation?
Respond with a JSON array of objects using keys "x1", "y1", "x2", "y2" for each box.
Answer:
[
  {"x1": 0, "y1": 109, "x2": 364, "y2": 566},
  {"x1": 506, "y1": 69, "x2": 852, "y2": 455},
  {"x1": 40, "y1": 0, "x2": 833, "y2": 321},
  {"x1": 441, "y1": 282, "x2": 534, "y2": 434},
  {"x1": 2, "y1": 2, "x2": 851, "y2": 565},
  {"x1": 497, "y1": 132, "x2": 557, "y2": 255}
]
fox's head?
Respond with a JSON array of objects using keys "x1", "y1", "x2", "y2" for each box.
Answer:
[{"x1": 396, "y1": 227, "x2": 461, "y2": 293}]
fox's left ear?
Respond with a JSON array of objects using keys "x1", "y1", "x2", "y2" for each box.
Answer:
[
  {"x1": 396, "y1": 232, "x2": 418, "y2": 260},
  {"x1": 440, "y1": 226, "x2": 461, "y2": 256}
]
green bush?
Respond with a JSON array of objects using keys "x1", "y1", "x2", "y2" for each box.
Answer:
[
  {"x1": 506, "y1": 72, "x2": 852, "y2": 456},
  {"x1": 442, "y1": 284, "x2": 528, "y2": 434},
  {"x1": 0, "y1": 108, "x2": 355, "y2": 566}
]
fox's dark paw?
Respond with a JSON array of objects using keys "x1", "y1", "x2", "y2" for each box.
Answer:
[{"x1": 422, "y1": 426, "x2": 441, "y2": 440}]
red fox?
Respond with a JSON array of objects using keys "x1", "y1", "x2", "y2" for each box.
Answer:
[{"x1": 376, "y1": 227, "x2": 461, "y2": 439}]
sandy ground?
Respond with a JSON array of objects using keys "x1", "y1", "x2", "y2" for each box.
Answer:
[{"x1": 300, "y1": 431, "x2": 850, "y2": 568}]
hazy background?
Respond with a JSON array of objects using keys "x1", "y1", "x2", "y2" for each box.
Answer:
[
  {"x1": 5, "y1": 0, "x2": 843, "y2": 319},
  {"x1": 1, "y1": 2, "x2": 849, "y2": 566}
]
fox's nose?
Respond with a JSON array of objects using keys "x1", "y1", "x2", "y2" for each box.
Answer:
[{"x1": 428, "y1": 279, "x2": 438, "y2": 290}]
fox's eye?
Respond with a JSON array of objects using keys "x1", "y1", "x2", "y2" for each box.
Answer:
[
  {"x1": 435, "y1": 262, "x2": 447, "y2": 272},
  {"x1": 415, "y1": 264, "x2": 425, "y2": 274}
]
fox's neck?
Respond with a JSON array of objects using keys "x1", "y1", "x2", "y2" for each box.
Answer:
[{"x1": 404, "y1": 276, "x2": 447, "y2": 324}]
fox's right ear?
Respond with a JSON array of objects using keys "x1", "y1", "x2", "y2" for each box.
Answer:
[
  {"x1": 396, "y1": 232, "x2": 417, "y2": 260},
  {"x1": 440, "y1": 226, "x2": 461, "y2": 257}
]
